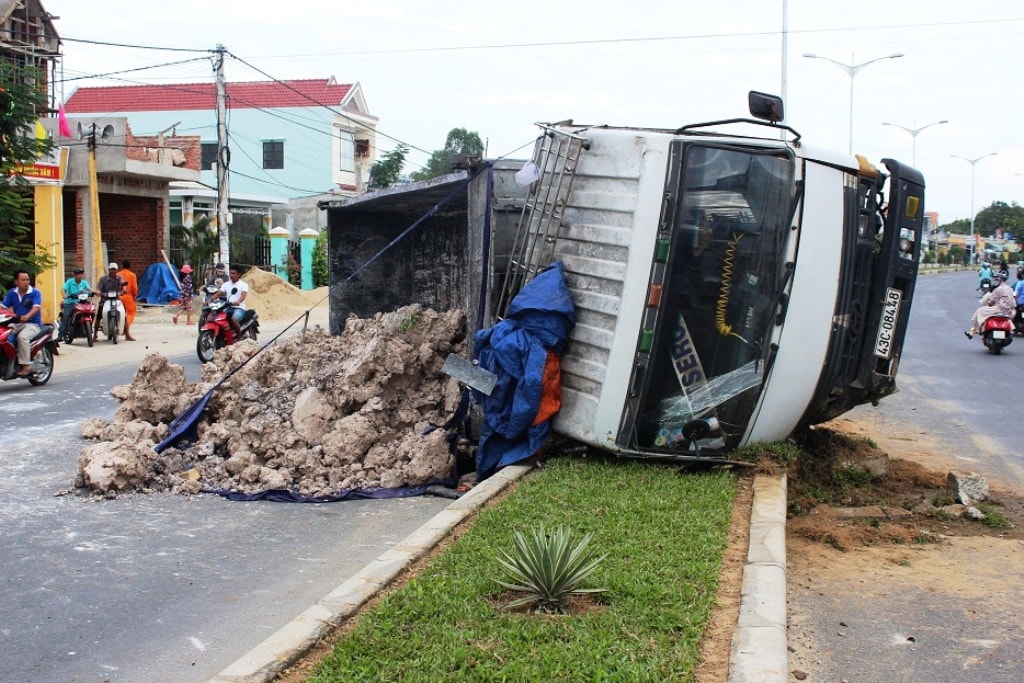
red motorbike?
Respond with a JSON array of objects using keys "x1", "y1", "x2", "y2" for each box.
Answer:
[
  {"x1": 196, "y1": 296, "x2": 259, "y2": 363},
  {"x1": 980, "y1": 314, "x2": 1014, "y2": 355},
  {"x1": 59, "y1": 291, "x2": 97, "y2": 347},
  {"x1": 0, "y1": 310, "x2": 57, "y2": 385}
]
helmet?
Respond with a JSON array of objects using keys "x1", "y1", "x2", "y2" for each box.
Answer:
[{"x1": 993, "y1": 272, "x2": 1007, "y2": 283}]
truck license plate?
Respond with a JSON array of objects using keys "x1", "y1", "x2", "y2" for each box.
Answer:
[{"x1": 874, "y1": 287, "x2": 902, "y2": 359}]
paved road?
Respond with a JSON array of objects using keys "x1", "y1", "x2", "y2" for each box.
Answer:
[
  {"x1": 0, "y1": 322, "x2": 451, "y2": 682},
  {"x1": 786, "y1": 270, "x2": 1024, "y2": 683}
]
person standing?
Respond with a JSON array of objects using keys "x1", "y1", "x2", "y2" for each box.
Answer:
[
  {"x1": 94, "y1": 263, "x2": 126, "y2": 342},
  {"x1": 58, "y1": 267, "x2": 92, "y2": 341},
  {"x1": 1, "y1": 269, "x2": 43, "y2": 377},
  {"x1": 173, "y1": 264, "x2": 194, "y2": 325},
  {"x1": 118, "y1": 259, "x2": 138, "y2": 341}
]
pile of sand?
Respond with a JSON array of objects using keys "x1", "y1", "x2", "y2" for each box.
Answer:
[
  {"x1": 241, "y1": 267, "x2": 329, "y2": 323},
  {"x1": 76, "y1": 304, "x2": 468, "y2": 497}
]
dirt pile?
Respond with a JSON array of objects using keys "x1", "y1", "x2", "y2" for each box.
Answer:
[
  {"x1": 784, "y1": 422, "x2": 1024, "y2": 550},
  {"x1": 242, "y1": 267, "x2": 328, "y2": 322},
  {"x1": 76, "y1": 304, "x2": 468, "y2": 497}
]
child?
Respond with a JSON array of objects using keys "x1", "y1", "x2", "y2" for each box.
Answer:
[{"x1": 173, "y1": 265, "x2": 194, "y2": 325}]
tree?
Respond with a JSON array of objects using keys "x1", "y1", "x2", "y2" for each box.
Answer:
[
  {"x1": 170, "y1": 215, "x2": 220, "y2": 286},
  {"x1": 0, "y1": 63, "x2": 56, "y2": 276},
  {"x1": 410, "y1": 128, "x2": 484, "y2": 181},
  {"x1": 368, "y1": 143, "x2": 408, "y2": 190},
  {"x1": 312, "y1": 228, "x2": 329, "y2": 287}
]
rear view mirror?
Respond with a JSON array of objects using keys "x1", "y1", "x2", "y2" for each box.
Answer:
[{"x1": 748, "y1": 91, "x2": 784, "y2": 123}]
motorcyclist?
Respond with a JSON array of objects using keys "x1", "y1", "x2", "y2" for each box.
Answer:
[
  {"x1": 94, "y1": 263, "x2": 126, "y2": 341},
  {"x1": 977, "y1": 261, "x2": 993, "y2": 291},
  {"x1": 58, "y1": 267, "x2": 91, "y2": 341},
  {"x1": 997, "y1": 259, "x2": 1010, "y2": 281},
  {"x1": 1014, "y1": 271, "x2": 1024, "y2": 331},
  {"x1": 210, "y1": 264, "x2": 248, "y2": 339},
  {"x1": 1, "y1": 269, "x2": 43, "y2": 377},
  {"x1": 965, "y1": 272, "x2": 1015, "y2": 339}
]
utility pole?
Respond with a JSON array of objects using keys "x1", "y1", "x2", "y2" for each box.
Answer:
[{"x1": 214, "y1": 44, "x2": 231, "y2": 266}]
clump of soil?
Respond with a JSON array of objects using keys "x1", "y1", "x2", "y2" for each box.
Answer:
[
  {"x1": 76, "y1": 304, "x2": 468, "y2": 497},
  {"x1": 785, "y1": 423, "x2": 1024, "y2": 550}
]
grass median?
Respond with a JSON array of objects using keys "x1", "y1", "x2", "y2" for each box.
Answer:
[{"x1": 303, "y1": 455, "x2": 737, "y2": 682}]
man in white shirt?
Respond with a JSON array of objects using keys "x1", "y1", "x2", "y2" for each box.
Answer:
[{"x1": 215, "y1": 265, "x2": 248, "y2": 338}]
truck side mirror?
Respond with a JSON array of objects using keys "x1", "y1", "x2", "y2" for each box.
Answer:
[{"x1": 748, "y1": 91, "x2": 784, "y2": 123}]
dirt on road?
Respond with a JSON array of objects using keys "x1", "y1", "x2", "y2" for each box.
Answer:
[{"x1": 784, "y1": 417, "x2": 1024, "y2": 682}]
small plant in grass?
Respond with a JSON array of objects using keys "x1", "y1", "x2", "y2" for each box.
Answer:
[
  {"x1": 495, "y1": 524, "x2": 608, "y2": 612},
  {"x1": 977, "y1": 503, "x2": 1011, "y2": 530},
  {"x1": 399, "y1": 314, "x2": 419, "y2": 331}
]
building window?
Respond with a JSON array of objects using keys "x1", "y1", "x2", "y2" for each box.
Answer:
[
  {"x1": 201, "y1": 143, "x2": 218, "y2": 170},
  {"x1": 337, "y1": 129, "x2": 354, "y2": 173},
  {"x1": 355, "y1": 139, "x2": 370, "y2": 157},
  {"x1": 263, "y1": 140, "x2": 284, "y2": 170}
]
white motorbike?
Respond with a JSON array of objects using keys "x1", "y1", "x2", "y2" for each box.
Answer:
[{"x1": 96, "y1": 290, "x2": 126, "y2": 343}]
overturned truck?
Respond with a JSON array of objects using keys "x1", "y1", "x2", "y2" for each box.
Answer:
[{"x1": 321, "y1": 93, "x2": 925, "y2": 461}]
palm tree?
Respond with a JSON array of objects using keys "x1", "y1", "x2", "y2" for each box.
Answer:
[{"x1": 170, "y1": 215, "x2": 220, "y2": 288}]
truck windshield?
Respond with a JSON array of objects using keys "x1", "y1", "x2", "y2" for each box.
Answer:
[{"x1": 634, "y1": 144, "x2": 796, "y2": 451}]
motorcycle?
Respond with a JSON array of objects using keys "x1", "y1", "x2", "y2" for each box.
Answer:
[
  {"x1": 196, "y1": 284, "x2": 221, "y2": 331},
  {"x1": 1014, "y1": 305, "x2": 1024, "y2": 338},
  {"x1": 980, "y1": 314, "x2": 1014, "y2": 354},
  {"x1": 979, "y1": 278, "x2": 992, "y2": 294},
  {"x1": 96, "y1": 290, "x2": 125, "y2": 344},
  {"x1": 196, "y1": 296, "x2": 259, "y2": 363},
  {"x1": 59, "y1": 291, "x2": 96, "y2": 347},
  {"x1": 0, "y1": 310, "x2": 56, "y2": 385}
]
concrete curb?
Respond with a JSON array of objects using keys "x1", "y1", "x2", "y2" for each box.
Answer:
[
  {"x1": 728, "y1": 473, "x2": 788, "y2": 683},
  {"x1": 206, "y1": 464, "x2": 532, "y2": 683}
]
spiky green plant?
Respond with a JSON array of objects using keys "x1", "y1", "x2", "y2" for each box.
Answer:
[{"x1": 495, "y1": 524, "x2": 608, "y2": 612}]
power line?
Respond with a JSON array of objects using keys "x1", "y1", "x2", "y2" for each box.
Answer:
[
  {"x1": 252, "y1": 16, "x2": 1024, "y2": 58},
  {"x1": 60, "y1": 36, "x2": 215, "y2": 54},
  {"x1": 224, "y1": 51, "x2": 431, "y2": 156},
  {"x1": 60, "y1": 57, "x2": 212, "y2": 83}
]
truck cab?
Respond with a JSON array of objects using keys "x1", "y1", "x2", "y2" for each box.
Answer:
[{"x1": 497, "y1": 94, "x2": 924, "y2": 459}]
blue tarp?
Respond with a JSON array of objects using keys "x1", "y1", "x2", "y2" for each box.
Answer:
[
  {"x1": 472, "y1": 261, "x2": 576, "y2": 480},
  {"x1": 137, "y1": 262, "x2": 183, "y2": 305}
]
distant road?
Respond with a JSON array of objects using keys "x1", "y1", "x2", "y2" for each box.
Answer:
[{"x1": 846, "y1": 269, "x2": 1024, "y2": 485}]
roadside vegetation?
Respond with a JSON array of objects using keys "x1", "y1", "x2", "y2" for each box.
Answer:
[{"x1": 300, "y1": 455, "x2": 736, "y2": 682}]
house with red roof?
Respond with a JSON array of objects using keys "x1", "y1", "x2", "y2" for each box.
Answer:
[{"x1": 65, "y1": 78, "x2": 378, "y2": 263}]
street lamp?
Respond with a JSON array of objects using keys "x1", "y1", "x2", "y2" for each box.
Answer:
[
  {"x1": 803, "y1": 52, "x2": 904, "y2": 154},
  {"x1": 951, "y1": 152, "x2": 998, "y2": 264},
  {"x1": 881, "y1": 120, "x2": 948, "y2": 167}
]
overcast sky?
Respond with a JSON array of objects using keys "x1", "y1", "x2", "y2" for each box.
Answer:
[{"x1": 46, "y1": 0, "x2": 1023, "y2": 225}]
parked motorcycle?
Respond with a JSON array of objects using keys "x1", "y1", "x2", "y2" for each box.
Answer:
[
  {"x1": 980, "y1": 314, "x2": 1014, "y2": 354},
  {"x1": 196, "y1": 297, "x2": 259, "y2": 363},
  {"x1": 59, "y1": 291, "x2": 96, "y2": 347},
  {"x1": 96, "y1": 290, "x2": 125, "y2": 344},
  {"x1": 0, "y1": 310, "x2": 56, "y2": 385}
]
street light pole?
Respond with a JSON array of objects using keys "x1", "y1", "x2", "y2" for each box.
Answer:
[
  {"x1": 951, "y1": 153, "x2": 998, "y2": 264},
  {"x1": 881, "y1": 119, "x2": 948, "y2": 167},
  {"x1": 803, "y1": 52, "x2": 904, "y2": 154}
]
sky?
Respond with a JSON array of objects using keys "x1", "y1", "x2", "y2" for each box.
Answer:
[{"x1": 45, "y1": 0, "x2": 1024, "y2": 225}]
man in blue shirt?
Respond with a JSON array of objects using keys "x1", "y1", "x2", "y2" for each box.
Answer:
[
  {"x1": 2, "y1": 269, "x2": 43, "y2": 377},
  {"x1": 58, "y1": 266, "x2": 91, "y2": 341}
]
